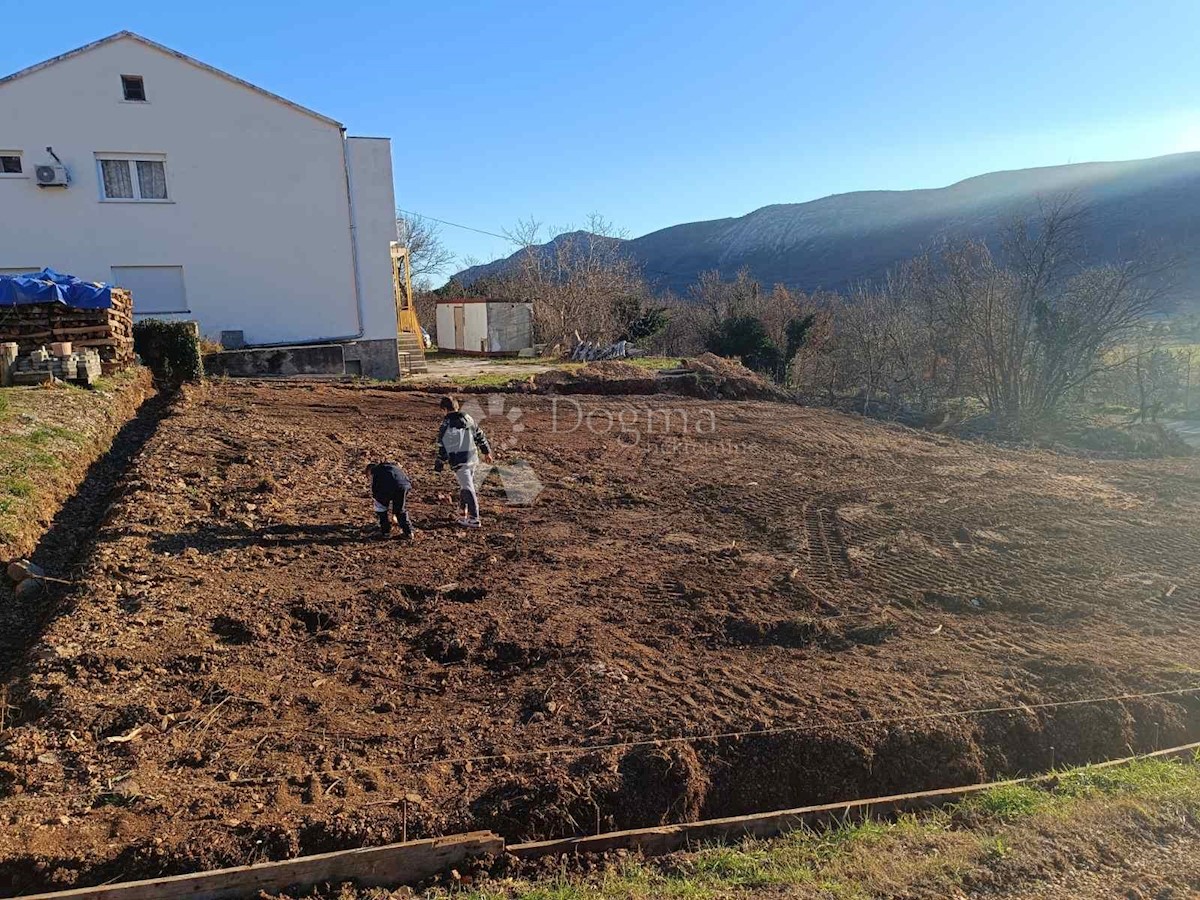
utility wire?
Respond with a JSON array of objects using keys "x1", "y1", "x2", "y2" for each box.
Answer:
[
  {"x1": 396, "y1": 207, "x2": 699, "y2": 284},
  {"x1": 396, "y1": 208, "x2": 516, "y2": 244}
]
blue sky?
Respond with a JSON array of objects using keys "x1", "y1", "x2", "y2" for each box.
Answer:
[{"x1": 4, "y1": 1, "x2": 1200, "y2": 280}]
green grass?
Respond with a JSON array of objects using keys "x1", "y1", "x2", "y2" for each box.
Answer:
[
  {"x1": 964, "y1": 782, "x2": 1051, "y2": 820},
  {"x1": 430, "y1": 753, "x2": 1200, "y2": 900},
  {"x1": 446, "y1": 373, "x2": 529, "y2": 388},
  {"x1": 0, "y1": 386, "x2": 96, "y2": 546}
]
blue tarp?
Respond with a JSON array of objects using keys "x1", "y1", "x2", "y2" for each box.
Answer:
[{"x1": 0, "y1": 268, "x2": 113, "y2": 309}]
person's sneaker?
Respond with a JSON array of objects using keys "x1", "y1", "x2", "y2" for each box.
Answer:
[
  {"x1": 457, "y1": 516, "x2": 482, "y2": 528},
  {"x1": 401, "y1": 530, "x2": 419, "y2": 541}
]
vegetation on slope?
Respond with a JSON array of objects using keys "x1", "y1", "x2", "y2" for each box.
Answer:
[{"x1": 0, "y1": 370, "x2": 151, "y2": 555}]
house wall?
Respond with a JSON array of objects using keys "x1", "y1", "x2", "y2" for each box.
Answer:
[
  {"x1": 342, "y1": 136, "x2": 400, "y2": 377},
  {"x1": 0, "y1": 35, "x2": 396, "y2": 361},
  {"x1": 344, "y1": 137, "x2": 397, "y2": 341}
]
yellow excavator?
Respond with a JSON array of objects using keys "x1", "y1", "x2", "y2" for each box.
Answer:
[{"x1": 390, "y1": 242, "x2": 429, "y2": 375}]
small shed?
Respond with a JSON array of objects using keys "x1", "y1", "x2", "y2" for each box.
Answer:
[{"x1": 436, "y1": 298, "x2": 533, "y2": 355}]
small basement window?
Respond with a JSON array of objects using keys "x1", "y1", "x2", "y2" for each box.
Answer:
[
  {"x1": 0, "y1": 153, "x2": 22, "y2": 175},
  {"x1": 121, "y1": 75, "x2": 146, "y2": 102}
]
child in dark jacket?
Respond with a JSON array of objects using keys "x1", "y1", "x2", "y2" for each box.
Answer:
[
  {"x1": 367, "y1": 462, "x2": 415, "y2": 538},
  {"x1": 434, "y1": 396, "x2": 492, "y2": 527}
]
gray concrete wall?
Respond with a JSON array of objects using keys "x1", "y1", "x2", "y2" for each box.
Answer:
[
  {"x1": 204, "y1": 344, "x2": 345, "y2": 377},
  {"x1": 343, "y1": 338, "x2": 400, "y2": 380}
]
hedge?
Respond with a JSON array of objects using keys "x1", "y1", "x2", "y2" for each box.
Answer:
[{"x1": 133, "y1": 319, "x2": 203, "y2": 385}]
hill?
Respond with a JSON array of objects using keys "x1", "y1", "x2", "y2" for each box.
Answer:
[{"x1": 456, "y1": 152, "x2": 1200, "y2": 310}]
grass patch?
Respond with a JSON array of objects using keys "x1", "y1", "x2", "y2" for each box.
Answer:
[
  {"x1": 0, "y1": 377, "x2": 144, "y2": 549},
  {"x1": 6, "y1": 478, "x2": 34, "y2": 498},
  {"x1": 447, "y1": 373, "x2": 527, "y2": 388},
  {"x1": 965, "y1": 782, "x2": 1050, "y2": 820},
  {"x1": 435, "y1": 754, "x2": 1200, "y2": 900},
  {"x1": 505, "y1": 356, "x2": 683, "y2": 370},
  {"x1": 622, "y1": 356, "x2": 686, "y2": 371}
]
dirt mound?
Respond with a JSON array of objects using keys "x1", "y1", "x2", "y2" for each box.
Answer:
[
  {"x1": 533, "y1": 361, "x2": 658, "y2": 395},
  {"x1": 532, "y1": 354, "x2": 793, "y2": 402},
  {"x1": 666, "y1": 353, "x2": 794, "y2": 402}
]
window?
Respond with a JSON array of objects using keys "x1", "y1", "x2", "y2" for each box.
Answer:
[
  {"x1": 96, "y1": 155, "x2": 169, "y2": 201},
  {"x1": 121, "y1": 75, "x2": 146, "y2": 102},
  {"x1": 0, "y1": 153, "x2": 22, "y2": 176}
]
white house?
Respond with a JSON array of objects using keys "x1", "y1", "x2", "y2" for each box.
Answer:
[
  {"x1": 0, "y1": 32, "x2": 404, "y2": 378},
  {"x1": 436, "y1": 297, "x2": 534, "y2": 355}
]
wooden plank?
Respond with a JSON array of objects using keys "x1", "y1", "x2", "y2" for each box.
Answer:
[
  {"x1": 18, "y1": 831, "x2": 503, "y2": 900},
  {"x1": 73, "y1": 338, "x2": 135, "y2": 348},
  {"x1": 510, "y1": 741, "x2": 1200, "y2": 860}
]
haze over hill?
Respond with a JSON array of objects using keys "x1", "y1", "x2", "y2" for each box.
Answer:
[{"x1": 456, "y1": 152, "x2": 1200, "y2": 310}]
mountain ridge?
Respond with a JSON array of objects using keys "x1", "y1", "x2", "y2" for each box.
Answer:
[{"x1": 454, "y1": 152, "x2": 1200, "y2": 309}]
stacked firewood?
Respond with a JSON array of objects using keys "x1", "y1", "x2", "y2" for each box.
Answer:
[{"x1": 0, "y1": 288, "x2": 135, "y2": 374}]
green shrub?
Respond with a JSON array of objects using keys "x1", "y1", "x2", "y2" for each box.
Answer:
[{"x1": 133, "y1": 319, "x2": 202, "y2": 386}]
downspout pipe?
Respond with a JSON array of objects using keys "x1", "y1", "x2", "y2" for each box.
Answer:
[{"x1": 241, "y1": 127, "x2": 365, "y2": 349}]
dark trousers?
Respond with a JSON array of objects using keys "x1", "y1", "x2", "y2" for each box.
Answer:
[{"x1": 376, "y1": 488, "x2": 413, "y2": 536}]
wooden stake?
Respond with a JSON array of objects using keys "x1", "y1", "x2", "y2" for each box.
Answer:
[{"x1": 19, "y1": 832, "x2": 503, "y2": 900}]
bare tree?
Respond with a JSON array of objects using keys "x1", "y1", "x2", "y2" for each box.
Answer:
[
  {"x1": 395, "y1": 212, "x2": 456, "y2": 283},
  {"x1": 489, "y1": 214, "x2": 649, "y2": 345},
  {"x1": 790, "y1": 197, "x2": 1173, "y2": 429}
]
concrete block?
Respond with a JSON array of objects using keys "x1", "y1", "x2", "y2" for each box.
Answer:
[
  {"x1": 50, "y1": 342, "x2": 72, "y2": 357},
  {"x1": 204, "y1": 344, "x2": 346, "y2": 378},
  {"x1": 0, "y1": 342, "x2": 16, "y2": 387},
  {"x1": 343, "y1": 338, "x2": 401, "y2": 380}
]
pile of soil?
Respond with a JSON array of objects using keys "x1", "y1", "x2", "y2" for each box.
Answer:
[
  {"x1": 533, "y1": 354, "x2": 792, "y2": 402},
  {"x1": 661, "y1": 353, "x2": 794, "y2": 402},
  {"x1": 1, "y1": 383, "x2": 1199, "y2": 893},
  {"x1": 532, "y1": 361, "x2": 658, "y2": 395}
]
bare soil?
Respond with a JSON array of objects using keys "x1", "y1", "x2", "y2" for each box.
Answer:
[{"x1": 2, "y1": 382, "x2": 1200, "y2": 893}]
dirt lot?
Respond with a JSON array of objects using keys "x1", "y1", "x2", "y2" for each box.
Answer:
[{"x1": 2, "y1": 382, "x2": 1200, "y2": 892}]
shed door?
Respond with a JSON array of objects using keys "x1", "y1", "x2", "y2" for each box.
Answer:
[
  {"x1": 111, "y1": 265, "x2": 187, "y2": 314},
  {"x1": 453, "y1": 305, "x2": 465, "y2": 351}
]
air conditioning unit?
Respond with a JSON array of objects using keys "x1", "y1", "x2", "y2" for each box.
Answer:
[{"x1": 35, "y1": 164, "x2": 69, "y2": 187}]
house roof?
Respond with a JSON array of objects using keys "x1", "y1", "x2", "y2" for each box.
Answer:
[{"x1": 0, "y1": 31, "x2": 344, "y2": 129}]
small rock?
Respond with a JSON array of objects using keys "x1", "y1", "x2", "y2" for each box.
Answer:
[
  {"x1": 112, "y1": 779, "x2": 141, "y2": 799},
  {"x1": 6, "y1": 559, "x2": 44, "y2": 583},
  {"x1": 14, "y1": 579, "x2": 45, "y2": 601},
  {"x1": 36, "y1": 752, "x2": 58, "y2": 765}
]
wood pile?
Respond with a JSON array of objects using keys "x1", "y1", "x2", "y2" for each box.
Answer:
[{"x1": 0, "y1": 288, "x2": 135, "y2": 374}]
